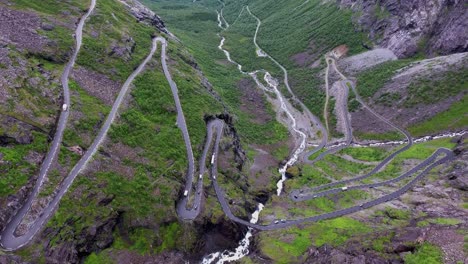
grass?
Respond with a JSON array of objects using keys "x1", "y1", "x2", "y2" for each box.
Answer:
[
  {"x1": 378, "y1": 207, "x2": 411, "y2": 220},
  {"x1": 374, "y1": 207, "x2": 412, "y2": 227},
  {"x1": 232, "y1": 0, "x2": 368, "y2": 68},
  {"x1": 408, "y1": 94, "x2": 468, "y2": 137},
  {"x1": 339, "y1": 146, "x2": 388, "y2": 162},
  {"x1": 0, "y1": 131, "x2": 48, "y2": 197},
  {"x1": 370, "y1": 232, "x2": 394, "y2": 252},
  {"x1": 76, "y1": 0, "x2": 157, "y2": 82},
  {"x1": 141, "y1": 0, "x2": 290, "y2": 145},
  {"x1": 354, "y1": 130, "x2": 404, "y2": 141},
  {"x1": 355, "y1": 59, "x2": 414, "y2": 99},
  {"x1": 222, "y1": 11, "x2": 279, "y2": 74},
  {"x1": 404, "y1": 68, "x2": 468, "y2": 106},
  {"x1": 404, "y1": 243, "x2": 443, "y2": 264},
  {"x1": 11, "y1": 0, "x2": 88, "y2": 15},
  {"x1": 418, "y1": 217, "x2": 462, "y2": 227},
  {"x1": 352, "y1": 55, "x2": 467, "y2": 137},
  {"x1": 398, "y1": 138, "x2": 457, "y2": 160},
  {"x1": 315, "y1": 154, "x2": 373, "y2": 179},
  {"x1": 14, "y1": 0, "x2": 227, "y2": 259},
  {"x1": 260, "y1": 217, "x2": 369, "y2": 263},
  {"x1": 84, "y1": 252, "x2": 114, "y2": 264},
  {"x1": 287, "y1": 164, "x2": 331, "y2": 189},
  {"x1": 64, "y1": 80, "x2": 111, "y2": 147},
  {"x1": 222, "y1": 0, "x2": 369, "y2": 117}
]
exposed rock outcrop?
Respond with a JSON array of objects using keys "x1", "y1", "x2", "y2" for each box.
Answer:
[
  {"x1": 336, "y1": 0, "x2": 468, "y2": 58},
  {"x1": 118, "y1": 0, "x2": 167, "y2": 33}
]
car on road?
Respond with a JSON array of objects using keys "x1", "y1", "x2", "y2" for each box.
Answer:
[
  {"x1": 184, "y1": 190, "x2": 188, "y2": 197},
  {"x1": 274, "y1": 220, "x2": 279, "y2": 224},
  {"x1": 199, "y1": 174, "x2": 203, "y2": 179},
  {"x1": 211, "y1": 155, "x2": 215, "y2": 164},
  {"x1": 280, "y1": 219, "x2": 286, "y2": 223},
  {"x1": 341, "y1": 186, "x2": 348, "y2": 191},
  {"x1": 313, "y1": 195, "x2": 318, "y2": 198},
  {"x1": 62, "y1": 104, "x2": 68, "y2": 111}
]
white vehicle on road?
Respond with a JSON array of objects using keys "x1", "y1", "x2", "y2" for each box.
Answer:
[
  {"x1": 211, "y1": 154, "x2": 215, "y2": 164},
  {"x1": 341, "y1": 186, "x2": 348, "y2": 191},
  {"x1": 62, "y1": 104, "x2": 68, "y2": 111},
  {"x1": 184, "y1": 190, "x2": 188, "y2": 197},
  {"x1": 199, "y1": 174, "x2": 203, "y2": 179}
]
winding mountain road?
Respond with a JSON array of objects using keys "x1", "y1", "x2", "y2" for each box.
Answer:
[
  {"x1": 1, "y1": 0, "x2": 461, "y2": 254},
  {"x1": 0, "y1": 0, "x2": 97, "y2": 250},
  {"x1": 172, "y1": 3, "x2": 457, "y2": 233},
  {"x1": 0, "y1": 1, "x2": 161, "y2": 248},
  {"x1": 174, "y1": 3, "x2": 457, "y2": 232}
]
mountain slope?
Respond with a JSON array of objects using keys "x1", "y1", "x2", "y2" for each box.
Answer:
[{"x1": 0, "y1": 0, "x2": 467, "y2": 263}]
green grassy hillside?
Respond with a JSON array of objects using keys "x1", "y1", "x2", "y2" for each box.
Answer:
[{"x1": 1, "y1": 0, "x2": 222, "y2": 262}]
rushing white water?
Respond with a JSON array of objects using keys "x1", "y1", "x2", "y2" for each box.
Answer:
[
  {"x1": 217, "y1": 36, "x2": 244, "y2": 73},
  {"x1": 216, "y1": 6, "x2": 309, "y2": 196},
  {"x1": 326, "y1": 130, "x2": 467, "y2": 149},
  {"x1": 261, "y1": 73, "x2": 307, "y2": 196},
  {"x1": 201, "y1": 204, "x2": 264, "y2": 264},
  {"x1": 246, "y1": 7, "x2": 308, "y2": 196}
]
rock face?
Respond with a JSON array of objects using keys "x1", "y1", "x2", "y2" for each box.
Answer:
[
  {"x1": 304, "y1": 244, "x2": 389, "y2": 264},
  {"x1": 336, "y1": 0, "x2": 468, "y2": 58},
  {"x1": 447, "y1": 135, "x2": 468, "y2": 191},
  {"x1": 118, "y1": 0, "x2": 167, "y2": 33}
]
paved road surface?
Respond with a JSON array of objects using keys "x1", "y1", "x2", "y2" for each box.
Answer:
[
  {"x1": 172, "y1": 4, "x2": 456, "y2": 231},
  {"x1": 1, "y1": 2, "x2": 460, "y2": 250},
  {"x1": 0, "y1": 9, "x2": 160, "y2": 249},
  {"x1": 0, "y1": 0, "x2": 97, "y2": 250}
]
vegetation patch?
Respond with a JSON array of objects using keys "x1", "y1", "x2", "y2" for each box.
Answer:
[
  {"x1": 354, "y1": 59, "x2": 414, "y2": 99},
  {"x1": 418, "y1": 217, "x2": 462, "y2": 227},
  {"x1": 0, "y1": 132, "x2": 48, "y2": 197},
  {"x1": 404, "y1": 243, "x2": 443, "y2": 264},
  {"x1": 260, "y1": 217, "x2": 369, "y2": 263},
  {"x1": 408, "y1": 94, "x2": 468, "y2": 137},
  {"x1": 404, "y1": 69, "x2": 467, "y2": 107},
  {"x1": 339, "y1": 146, "x2": 388, "y2": 162}
]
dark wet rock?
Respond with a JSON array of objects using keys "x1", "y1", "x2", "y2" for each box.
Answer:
[
  {"x1": 45, "y1": 241, "x2": 79, "y2": 264},
  {"x1": 447, "y1": 138, "x2": 468, "y2": 191},
  {"x1": 193, "y1": 217, "x2": 248, "y2": 260},
  {"x1": 41, "y1": 23, "x2": 55, "y2": 31},
  {"x1": 98, "y1": 195, "x2": 114, "y2": 206},
  {"x1": 41, "y1": 213, "x2": 120, "y2": 264},
  {"x1": 448, "y1": 171, "x2": 468, "y2": 191},
  {"x1": 0, "y1": 115, "x2": 50, "y2": 146}
]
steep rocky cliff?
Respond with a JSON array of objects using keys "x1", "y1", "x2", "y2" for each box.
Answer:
[{"x1": 336, "y1": 0, "x2": 468, "y2": 58}]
